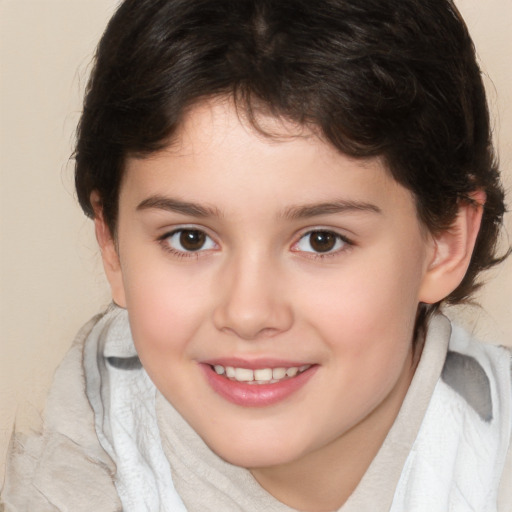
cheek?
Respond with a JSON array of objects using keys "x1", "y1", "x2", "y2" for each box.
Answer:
[
  {"x1": 120, "y1": 257, "x2": 210, "y2": 359},
  {"x1": 295, "y1": 245, "x2": 425, "y2": 363},
  {"x1": 307, "y1": 257, "x2": 422, "y2": 321}
]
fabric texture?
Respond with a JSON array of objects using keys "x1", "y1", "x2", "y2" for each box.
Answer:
[
  {"x1": 390, "y1": 323, "x2": 512, "y2": 512},
  {"x1": 1, "y1": 306, "x2": 511, "y2": 511},
  {"x1": 1, "y1": 313, "x2": 122, "y2": 512}
]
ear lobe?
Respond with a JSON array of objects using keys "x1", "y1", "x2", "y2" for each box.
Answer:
[
  {"x1": 419, "y1": 190, "x2": 485, "y2": 304},
  {"x1": 90, "y1": 192, "x2": 127, "y2": 308}
]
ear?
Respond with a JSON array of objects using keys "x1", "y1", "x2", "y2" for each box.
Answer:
[
  {"x1": 90, "y1": 192, "x2": 127, "y2": 307},
  {"x1": 419, "y1": 190, "x2": 485, "y2": 304}
]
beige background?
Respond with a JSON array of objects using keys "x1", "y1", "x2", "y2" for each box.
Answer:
[{"x1": 1, "y1": 0, "x2": 511, "y2": 482}]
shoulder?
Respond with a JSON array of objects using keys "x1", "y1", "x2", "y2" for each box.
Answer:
[
  {"x1": 441, "y1": 322, "x2": 512, "y2": 423},
  {"x1": 391, "y1": 318, "x2": 512, "y2": 511},
  {"x1": 443, "y1": 322, "x2": 512, "y2": 423},
  {"x1": 1, "y1": 312, "x2": 122, "y2": 512},
  {"x1": 441, "y1": 322, "x2": 512, "y2": 511}
]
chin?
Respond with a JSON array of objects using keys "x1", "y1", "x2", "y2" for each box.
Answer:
[
  {"x1": 206, "y1": 432, "x2": 306, "y2": 469},
  {"x1": 218, "y1": 449, "x2": 291, "y2": 469}
]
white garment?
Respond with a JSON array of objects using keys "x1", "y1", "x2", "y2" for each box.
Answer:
[
  {"x1": 390, "y1": 324, "x2": 511, "y2": 512},
  {"x1": 84, "y1": 307, "x2": 512, "y2": 512},
  {"x1": 83, "y1": 306, "x2": 187, "y2": 512},
  {"x1": 2, "y1": 306, "x2": 511, "y2": 511}
]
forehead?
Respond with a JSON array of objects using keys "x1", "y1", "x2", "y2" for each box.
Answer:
[{"x1": 121, "y1": 98, "x2": 418, "y2": 221}]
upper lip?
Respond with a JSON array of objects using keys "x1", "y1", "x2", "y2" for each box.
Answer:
[{"x1": 200, "y1": 357, "x2": 313, "y2": 369}]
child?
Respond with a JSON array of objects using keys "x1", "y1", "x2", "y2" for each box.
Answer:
[{"x1": 2, "y1": 0, "x2": 511, "y2": 510}]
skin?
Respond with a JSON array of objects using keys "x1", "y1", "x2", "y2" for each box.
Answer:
[{"x1": 95, "y1": 98, "x2": 483, "y2": 511}]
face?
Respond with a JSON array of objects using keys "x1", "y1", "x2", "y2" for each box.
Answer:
[{"x1": 106, "y1": 99, "x2": 438, "y2": 475}]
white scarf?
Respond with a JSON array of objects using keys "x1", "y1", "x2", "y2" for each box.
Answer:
[
  {"x1": 390, "y1": 323, "x2": 511, "y2": 512},
  {"x1": 83, "y1": 306, "x2": 511, "y2": 512}
]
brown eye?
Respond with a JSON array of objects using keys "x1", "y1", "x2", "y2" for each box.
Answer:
[
  {"x1": 179, "y1": 229, "x2": 206, "y2": 251},
  {"x1": 309, "y1": 231, "x2": 337, "y2": 252},
  {"x1": 164, "y1": 228, "x2": 216, "y2": 253},
  {"x1": 295, "y1": 230, "x2": 347, "y2": 254}
]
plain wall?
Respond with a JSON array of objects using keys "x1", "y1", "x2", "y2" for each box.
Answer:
[{"x1": 1, "y1": 0, "x2": 511, "y2": 482}]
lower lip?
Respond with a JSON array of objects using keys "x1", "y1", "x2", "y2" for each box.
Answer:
[{"x1": 200, "y1": 364, "x2": 317, "y2": 407}]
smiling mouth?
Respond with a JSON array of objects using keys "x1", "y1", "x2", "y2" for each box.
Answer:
[{"x1": 210, "y1": 364, "x2": 312, "y2": 385}]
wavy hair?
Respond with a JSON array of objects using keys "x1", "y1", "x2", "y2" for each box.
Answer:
[{"x1": 75, "y1": 0, "x2": 507, "y2": 324}]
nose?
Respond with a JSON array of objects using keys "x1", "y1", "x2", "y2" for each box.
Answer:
[{"x1": 212, "y1": 253, "x2": 293, "y2": 340}]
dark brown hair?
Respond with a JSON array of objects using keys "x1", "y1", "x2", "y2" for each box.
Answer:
[{"x1": 75, "y1": 0, "x2": 507, "y2": 319}]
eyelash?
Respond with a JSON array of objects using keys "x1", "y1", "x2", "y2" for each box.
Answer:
[
  {"x1": 158, "y1": 228, "x2": 218, "y2": 259},
  {"x1": 157, "y1": 228, "x2": 354, "y2": 260},
  {"x1": 291, "y1": 230, "x2": 353, "y2": 260}
]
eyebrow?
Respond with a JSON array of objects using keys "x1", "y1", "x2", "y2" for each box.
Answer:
[
  {"x1": 282, "y1": 200, "x2": 382, "y2": 219},
  {"x1": 136, "y1": 195, "x2": 221, "y2": 218},
  {"x1": 136, "y1": 195, "x2": 381, "y2": 220}
]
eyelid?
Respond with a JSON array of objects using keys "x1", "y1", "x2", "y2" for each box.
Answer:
[
  {"x1": 157, "y1": 223, "x2": 217, "y2": 241},
  {"x1": 290, "y1": 228, "x2": 354, "y2": 257},
  {"x1": 158, "y1": 225, "x2": 219, "y2": 257}
]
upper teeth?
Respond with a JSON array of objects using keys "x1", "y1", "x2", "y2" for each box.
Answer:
[{"x1": 213, "y1": 364, "x2": 310, "y2": 384}]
